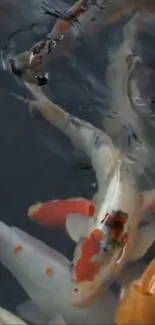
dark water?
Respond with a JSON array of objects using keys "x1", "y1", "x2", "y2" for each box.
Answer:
[{"x1": 0, "y1": 0, "x2": 155, "y2": 314}]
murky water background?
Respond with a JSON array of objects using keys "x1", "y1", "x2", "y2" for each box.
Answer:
[{"x1": 0, "y1": 0, "x2": 155, "y2": 314}]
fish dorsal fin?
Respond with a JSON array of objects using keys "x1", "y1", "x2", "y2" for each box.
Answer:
[{"x1": 66, "y1": 213, "x2": 90, "y2": 242}]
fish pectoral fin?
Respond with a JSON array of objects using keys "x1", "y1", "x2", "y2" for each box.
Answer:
[
  {"x1": 66, "y1": 213, "x2": 90, "y2": 242},
  {"x1": 141, "y1": 189, "x2": 155, "y2": 214},
  {"x1": 49, "y1": 314, "x2": 67, "y2": 324},
  {"x1": 17, "y1": 300, "x2": 48, "y2": 325},
  {"x1": 129, "y1": 223, "x2": 155, "y2": 262}
]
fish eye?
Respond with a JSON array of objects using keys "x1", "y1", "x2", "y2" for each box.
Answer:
[
  {"x1": 73, "y1": 288, "x2": 79, "y2": 292},
  {"x1": 36, "y1": 75, "x2": 48, "y2": 86}
]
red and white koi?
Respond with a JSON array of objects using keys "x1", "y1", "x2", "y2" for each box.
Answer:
[{"x1": 68, "y1": 156, "x2": 155, "y2": 307}]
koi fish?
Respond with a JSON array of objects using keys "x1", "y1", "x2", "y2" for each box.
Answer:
[
  {"x1": 66, "y1": 208, "x2": 155, "y2": 274},
  {"x1": 15, "y1": 0, "x2": 107, "y2": 82},
  {"x1": 13, "y1": 77, "x2": 155, "y2": 307},
  {"x1": 8, "y1": 33, "x2": 62, "y2": 88},
  {"x1": 0, "y1": 221, "x2": 118, "y2": 325},
  {"x1": 69, "y1": 158, "x2": 155, "y2": 307},
  {"x1": 41, "y1": 0, "x2": 107, "y2": 39},
  {"x1": 7, "y1": 0, "x2": 107, "y2": 87},
  {"x1": 28, "y1": 198, "x2": 95, "y2": 228},
  {"x1": 4, "y1": 0, "x2": 135, "y2": 87},
  {"x1": 115, "y1": 258, "x2": 155, "y2": 325}
]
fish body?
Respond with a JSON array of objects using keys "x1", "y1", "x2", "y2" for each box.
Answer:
[
  {"x1": 70, "y1": 156, "x2": 142, "y2": 306},
  {"x1": 28, "y1": 0, "x2": 92, "y2": 71},
  {"x1": 0, "y1": 222, "x2": 117, "y2": 325},
  {"x1": 13, "y1": 79, "x2": 155, "y2": 309},
  {"x1": 13, "y1": 80, "x2": 155, "y2": 308}
]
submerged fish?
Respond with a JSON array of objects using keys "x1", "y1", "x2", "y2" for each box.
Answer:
[
  {"x1": 5, "y1": 0, "x2": 105, "y2": 86},
  {"x1": 115, "y1": 258, "x2": 155, "y2": 325},
  {"x1": 0, "y1": 222, "x2": 117, "y2": 325},
  {"x1": 66, "y1": 180, "x2": 155, "y2": 307},
  {"x1": 13, "y1": 81, "x2": 155, "y2": 307},
  {"x1": 41, "y1": 0, "x2": 107, "y2": 39},
  {"x1": 28, "y1": 198, "x2": 95, "y2": 228},
  {"x1": 69, "y1": 157, "x2": 143, "y2": 307},
  {"x1": 29, "y1": 0, "x2": 95, "y2": 69},
  {"x1": 3, "y1": 0, "x2": 134, "y2": 86},
  {"x1": 8, "y1": 33, "x2": 62, "y2": 87}
]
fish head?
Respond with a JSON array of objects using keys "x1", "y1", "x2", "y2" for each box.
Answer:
[
  {"x1": 69, "y1": 254, "x2": 116, "y2": 307},
  {"x1": 70, "y1": 280, "x2": 101, "y2": 308}
]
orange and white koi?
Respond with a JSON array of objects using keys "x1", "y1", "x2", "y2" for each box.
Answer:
[
  {"x1": 13, "y1": 78, "x2": 155, "y2": 308},
  {"x1": 69, "y1": 155, "x2": 155, "y2": 307},
  {"x1": 69, "y1": 157, "x2": 141, "y2": 306}
]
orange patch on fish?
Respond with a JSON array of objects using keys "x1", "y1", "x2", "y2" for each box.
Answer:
[
  {"x1": 29, "y1": 199, "x2": 95, "y2": 228},
  {"x1": 75, "y1": 229, "x2": 104, "y2": 282},
  {"x1": 14, "y1": 245, "x2": 23, "y2": 253},
  {"x1": 46, "y1": 267, "x2": 54, "y2": 276},
  {"x1": 91, "y1": 229, "x2": 105, "y2": 242}
]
